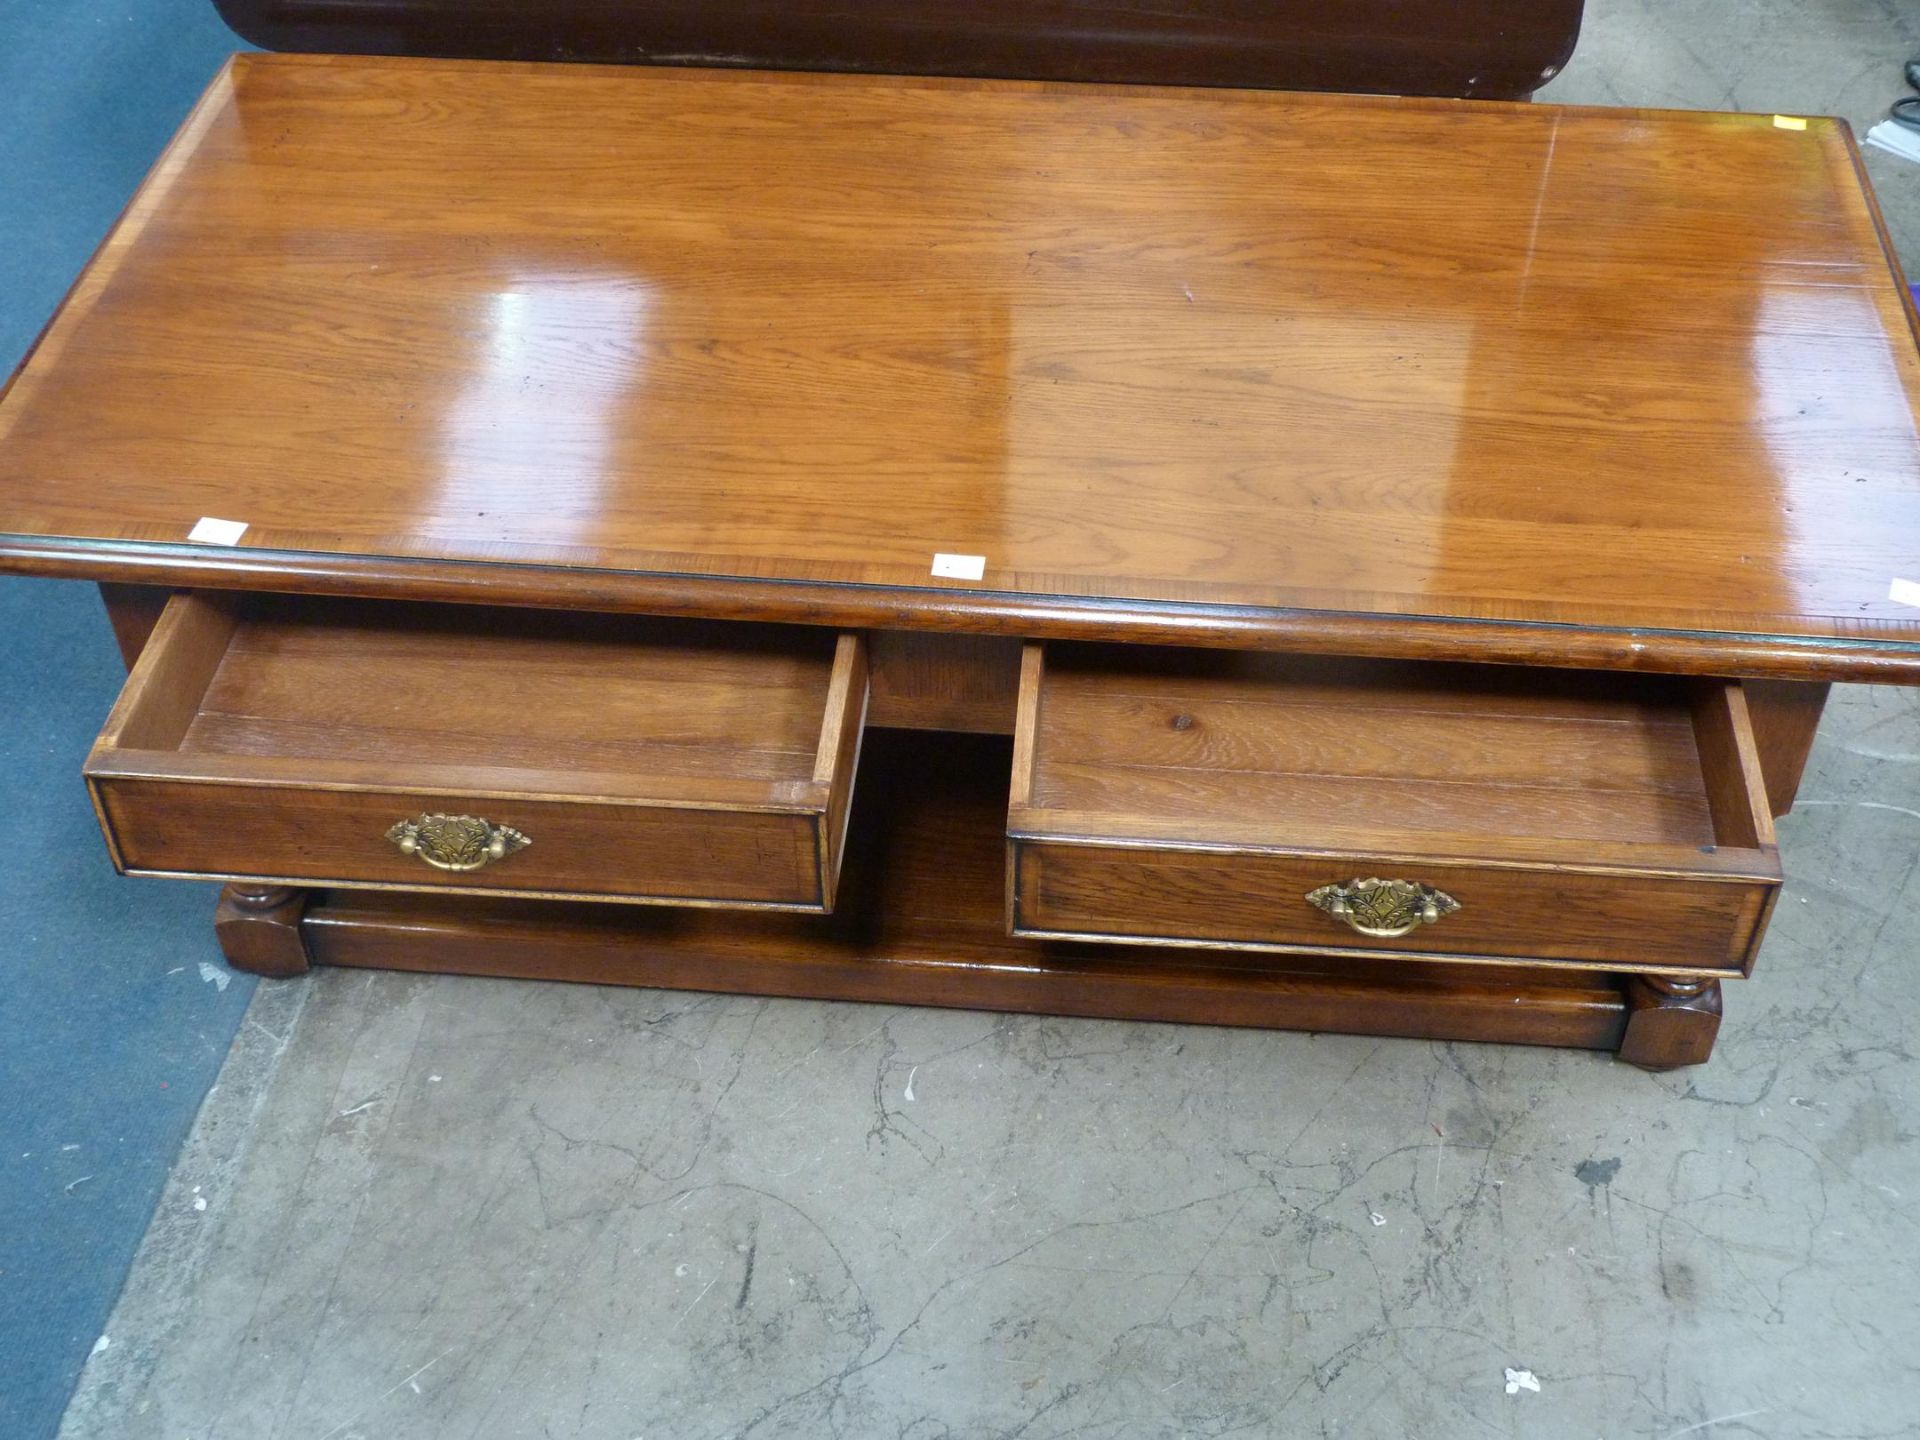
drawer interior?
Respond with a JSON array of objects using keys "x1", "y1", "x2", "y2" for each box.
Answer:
[
  {"x1": 1014, "y1": 646, "x2": 1774, "y2": 863},
  {"x1": 87, "y1": 594, "x2": 867, "y2": 908},
  {"x1": 104, "y1": 595, "x2": 849, "y2": 792}
]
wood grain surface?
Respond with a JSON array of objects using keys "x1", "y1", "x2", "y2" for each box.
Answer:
[
  {"x1": 1743, "y1": 678, "x2": 1832, "y2": 816},
  {"x1": 86, "y1": 593, "x2": 868, "y2": 909},
  {"x1": 1008, "y1": 643, "x2": 1781, "y2": 973},
  {"x1": 1009, "y1": 842, "x2": 1776, "y2": 974},
  {"x1": 4, "y1": 55, "x2": 1919, "y2": 675}
]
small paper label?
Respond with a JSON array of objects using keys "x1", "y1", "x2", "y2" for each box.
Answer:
[
  {"x1": 187, "y1": 516, "x2": 248, "y2": 545},
  {"x1": 1889, "y1": 577, "x2": 1920, "y2": 608},
  {"x1": 1772, "y1": 115, "x2": 1808, "y2": 131},
  {"x1": 931, "y1": 552, "x2": 986, "y2": 580}
]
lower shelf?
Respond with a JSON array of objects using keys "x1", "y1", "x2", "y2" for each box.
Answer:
[{"x1": 288, "y1": 730, "x2": 1693, "y2": 1061}]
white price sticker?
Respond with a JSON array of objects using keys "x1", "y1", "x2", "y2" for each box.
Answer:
[
  {"x1": 931, "y1": 552, "x2": 986, "y2": 581},
  {"x1": 187, "y1": 517, "x2": 248, "y2": 545}
]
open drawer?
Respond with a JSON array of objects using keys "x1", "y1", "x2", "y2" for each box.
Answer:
[
  {"x1": 1008, "y1": 645, "x2": 1782, "y2": 977},
  {"x1": 86, "y1": 595, "x2": 868, "y2": 910}
]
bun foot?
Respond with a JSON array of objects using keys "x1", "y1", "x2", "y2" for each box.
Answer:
[
  {"x1": 1619, "y1": 974, "x2": 1722, "y2": 1069},
  {"x1": 214, "y1": 883, "x2": 312, "y2": 978}
]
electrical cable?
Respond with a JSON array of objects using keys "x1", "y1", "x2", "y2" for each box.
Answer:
[{"x1": 1894, "y1": 59, "x2": 1920, "y2": 132}]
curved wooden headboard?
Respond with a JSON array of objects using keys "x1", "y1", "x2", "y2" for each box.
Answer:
[{"x1": 213, "y1": 0, "x2": 1584, "y2": 100}]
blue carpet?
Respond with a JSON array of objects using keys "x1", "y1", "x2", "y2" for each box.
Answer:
[{"x1": 0, "y1": 6, "x2": 254, "y2": 1438}]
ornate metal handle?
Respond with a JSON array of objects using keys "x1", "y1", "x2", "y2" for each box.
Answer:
[
  {"x1": 386, "y1": 814, "x2": 530, "y2": 872},
  {"x1": 1306, "y1": 877, "x2": 1460, "y2": 939}
]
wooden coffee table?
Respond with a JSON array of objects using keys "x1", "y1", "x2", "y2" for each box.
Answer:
[{"x1": 5, "y1": 54, "x2": 1918, "y2": 1067}]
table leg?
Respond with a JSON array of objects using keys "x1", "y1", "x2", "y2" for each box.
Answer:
[
  {"x1": 1742, "y1": 679, "x2": 1830, "y2": 818},
  {"x1": 97, "y1": 582, "x2": 171, "y2": 669},
  {"x1": 1618, "y1": 974, "x2": 1722, "y2": 1069},
  {"x1": 214, "y1": 883, "x2": 312, "y2": 978}
]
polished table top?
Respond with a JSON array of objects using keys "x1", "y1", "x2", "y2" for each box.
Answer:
[{"x1": 4, "y1": 54, "x2": 1920, "y2": 677}]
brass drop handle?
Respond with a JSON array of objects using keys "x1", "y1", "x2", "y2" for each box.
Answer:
[
  {"x1": 1306, "y1": 878, "x2": 1460, "y2": 939},
  {"x1": 386, "y1": 814, "x2": 531, "y2": 872}
]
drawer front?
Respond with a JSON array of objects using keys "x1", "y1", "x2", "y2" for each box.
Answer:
[
  {"x1": 1010, "y1": 840, "x2": 1776, "y2": 973},
  {"x1": 94, "y1": 780, "x2": 829, "y2": 907},
  {"x1": 85, "y1": 595, "x2": 867, "y2": 911}
]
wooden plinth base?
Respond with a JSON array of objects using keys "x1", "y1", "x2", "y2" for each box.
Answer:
[{"x1": 251, "y1": 731, "x2": 1726, "y2": 1064}]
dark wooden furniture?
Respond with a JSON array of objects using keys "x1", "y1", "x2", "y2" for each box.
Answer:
[
  {"x1": 212, "y1": 0, "x2": 1585, "y2": 100},
  {"x1": 7, "y1": 54, "x2": 1920, "y2": 1068}
]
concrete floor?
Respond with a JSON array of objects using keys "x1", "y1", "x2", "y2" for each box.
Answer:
[{"x1": 54, "y1": 2, "x2": 1920, "y2": 1437}]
